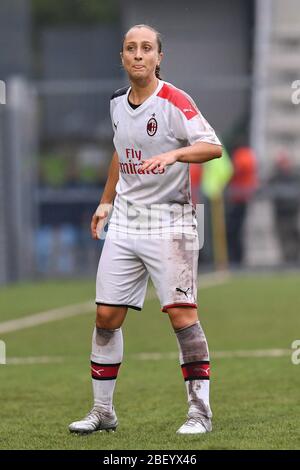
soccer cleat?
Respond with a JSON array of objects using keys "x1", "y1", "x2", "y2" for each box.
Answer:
[
  {"x1": 176, "y1": 413, "x2": 212, "y2": 435},
  {"x1": 69, "y1": 406, "x2": 118, "y2": 435}
]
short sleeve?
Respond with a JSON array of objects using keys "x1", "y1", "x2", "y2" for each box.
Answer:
[
  {"x1": 170, "y1": 93, "x2": 221, "y2": 146},
  {"x1": 110, "y1": 99, "x2": 116, "y2": 133}
]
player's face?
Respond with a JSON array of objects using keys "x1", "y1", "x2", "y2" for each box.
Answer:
[{"x1": 121, "y1": 27, "x2": 162, "y2": 81}]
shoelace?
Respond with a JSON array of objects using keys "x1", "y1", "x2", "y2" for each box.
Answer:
[
  {"x1": 85, "y1": 407, "x2": 116, "y2": 424},
  {"x1": 185, "y1": 416, "x2": 207, "y2": 429},
  {"x1": 186, "y1": 417, "x2": 201, "y2": 426},
  {"x1": 85, "y1": 408, "x2": 103, "y2": 422}
]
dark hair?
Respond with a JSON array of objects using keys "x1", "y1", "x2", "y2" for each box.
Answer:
[{"x1": 121, "y1": 24, "x2": 162, "y2": 79}]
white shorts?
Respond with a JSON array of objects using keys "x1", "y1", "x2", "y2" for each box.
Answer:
[{"x1": 96, "y1": 230, "x2": 199, "y2": 313}]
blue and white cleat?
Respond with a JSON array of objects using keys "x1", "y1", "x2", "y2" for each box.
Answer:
[{"x1": 69, "y1": 406, "x2": 118, "y2": 434}]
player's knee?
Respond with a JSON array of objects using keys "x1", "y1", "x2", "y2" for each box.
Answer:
[
  {"x1": 167, "y1": 307, "x2": 198, "y2": 330},
  {"x1": 96, "y1": 304, "x2": 127, "y2": 329},
  {"x1": 96, "y1": 307, "x2": 114, "y2": 328}
]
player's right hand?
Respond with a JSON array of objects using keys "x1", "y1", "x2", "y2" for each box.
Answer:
[{"x1": 91, "y1": 203, "x2": 112, "y2": 240}]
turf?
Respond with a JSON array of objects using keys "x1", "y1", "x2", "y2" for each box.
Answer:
[{"x1": 0, "y1": 273, "x2": 299, "y2": 450}]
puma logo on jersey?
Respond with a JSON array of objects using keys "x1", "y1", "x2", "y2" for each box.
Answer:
[{"x1": 176, "y1": 287, "x2": 191, "y2": 298}]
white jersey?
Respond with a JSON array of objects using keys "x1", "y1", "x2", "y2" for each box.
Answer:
[{"x1": 109, "y1": 79, "x2": 221, "y2": 234}]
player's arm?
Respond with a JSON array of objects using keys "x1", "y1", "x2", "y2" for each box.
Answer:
[
  {"x1": 142, "y1": 99, "x2": 222, "y2": 170},
  {"x1": 91, "y1": 150, "x2": 119, "y2": 239},
  {"x1": 141, "y1": 143, "x2": 222, "y2": 171},
  {"x1": 175, "y1": 141, "x2": 223, "y2": 163}
]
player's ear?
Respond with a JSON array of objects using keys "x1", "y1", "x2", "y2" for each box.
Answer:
[
  {"x1": 158, "y1": 51, "x2": 164, "y2": 66},
  {"x1": 120, "y1": 52, "x2": 124, "y2": 65}
]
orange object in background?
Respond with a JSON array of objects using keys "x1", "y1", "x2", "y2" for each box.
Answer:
[
  {"x1": 190, "y1": 163, "x2": 203, "y2": 205},
  {"x1": 229, "y1": 147, "x2": 258, "y2": 203},
  {"x1": 227, "y1": 146, "x2": 258, "y2": 265}
]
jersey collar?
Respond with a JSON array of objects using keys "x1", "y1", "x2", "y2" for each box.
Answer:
[{"x1": 124, "y1": 79, "x2": 164, "y2": 115}]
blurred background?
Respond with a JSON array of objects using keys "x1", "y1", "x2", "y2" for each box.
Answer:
[{"x1": 1, "y1": 0, "x2": 300, "y2": 284}]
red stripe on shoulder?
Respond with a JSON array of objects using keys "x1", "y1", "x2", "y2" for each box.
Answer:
[{"x1": 157, "y1": 83, "x2": 198, "y2": 120}]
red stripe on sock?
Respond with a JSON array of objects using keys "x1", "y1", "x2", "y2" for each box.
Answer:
[
  {"x1": 91, "y1": 362, "x2": 121, "y2": 380},
  {"x1": 181, "y1": 362, "x2": 210, "y2": 380}
]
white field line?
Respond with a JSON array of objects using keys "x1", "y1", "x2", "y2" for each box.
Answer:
[
  {"x1": 131, "y1": 348, "x2": 291, "y2": 361},
  {"x1": 4, "y1": 348, "x2": 291, "y2": 365},
  {"x1": 6, "y1": 356, "x2": 65, "y2": 365},
  {"x1": 0, "y1": 301, "x2": 95, "y2": 334},
  {"x1": 0, "y1": 271, "x2": 231, "y2": 335}
]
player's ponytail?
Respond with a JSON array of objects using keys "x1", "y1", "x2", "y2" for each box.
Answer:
[{"x1": 155, "y1": 64, "x2": 162, "y2": 80}]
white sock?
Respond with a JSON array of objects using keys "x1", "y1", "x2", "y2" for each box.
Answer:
[
  {"x1": 90, "y1": 326, "x2": 123, "y2": 412},
  {"x1": 175, "y1": 321, "x2": 212, "y2": 419}
]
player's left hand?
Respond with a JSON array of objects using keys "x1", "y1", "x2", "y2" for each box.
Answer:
[{"x1": 140, "y1": 150, "x2": 179, "y2": 171}]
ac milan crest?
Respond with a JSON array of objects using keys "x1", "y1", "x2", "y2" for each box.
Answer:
[{"x1": 147, "y1": 117, "x2": 158, "y2": 136}]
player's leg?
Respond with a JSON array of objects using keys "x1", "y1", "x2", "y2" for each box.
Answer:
[
  {"x1": 91, "y1": 305, "x2": 127, "y2": 416},
  {"x1": 69, "y1": 233, "x2": 148, "y2": 434},
  {"x1": 140, "y1": 232, "x2": 212, "y2": 434},
  {"x1": 69, "y1": 305, "x2": 127, "y2": 435},
  {"x1": 166, "y1": 306, "x2": 212, "y2": 434},
  {"x1": 166, "y1": 306, "x2": 198, "y2": 330}
]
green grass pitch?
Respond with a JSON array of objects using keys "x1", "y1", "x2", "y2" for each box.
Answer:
[{"x1": 0, "y1": 273, "x2": 299, "y2": 450}]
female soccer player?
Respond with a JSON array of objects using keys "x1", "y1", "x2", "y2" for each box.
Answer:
[{"x1": 69, "y1": 24, "x2": 222, "y2": 435}]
